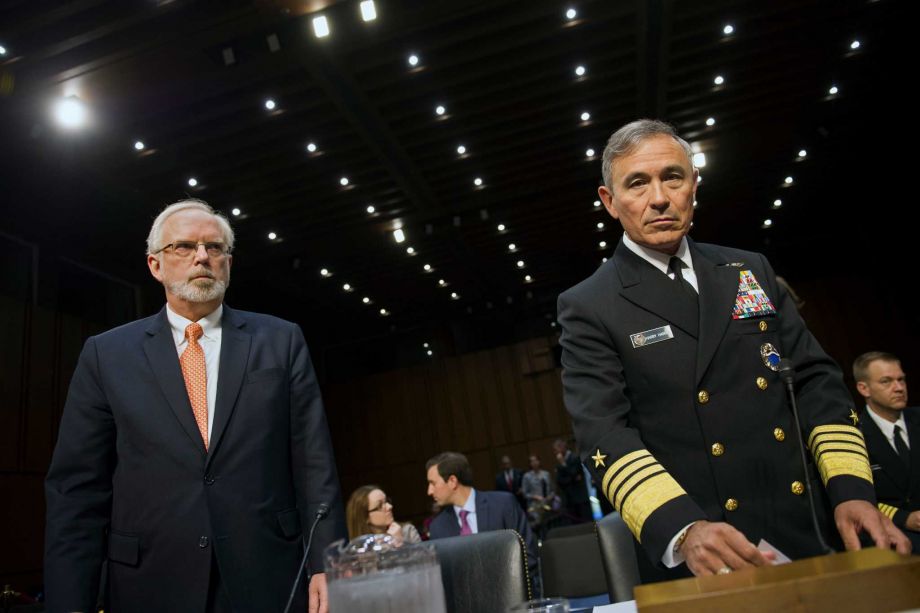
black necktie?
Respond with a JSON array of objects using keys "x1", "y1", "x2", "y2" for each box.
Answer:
[
  {"x1": 668, "y1": 256, "x2": 697, "y2": 297},
  {"x1": 894, "y1": 425, "x2": 911, "y2": 466}
]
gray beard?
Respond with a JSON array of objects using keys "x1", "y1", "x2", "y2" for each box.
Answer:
[{"x1": 167, "y1": 276, "x2": 228, "y2": 303}]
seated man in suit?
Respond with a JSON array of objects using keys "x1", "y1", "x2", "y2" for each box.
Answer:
[
  {"x1": 854, "y1": 352, "x2": 920, "y2": 551},
  {"x1": 426, "y1": 451, "x2": 538, "y2": 573},
  {"x1": 44, "y1": 199, "x2": 346, "y2": 613}
]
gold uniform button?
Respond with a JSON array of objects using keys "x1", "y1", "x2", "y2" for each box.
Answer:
[
  {"x1": 711, "y1": 443, "x2": 725, "y2": 457},
  {"x1": 759, "y1": 320, "x2": 768, "y2": 332},
  {"x1": 698, "y1": 390, "x2": 710, "y2": 404},
  {"x1": 774, "y1": 428, "x2": 786, "y2": 442},
  {"x1": 756, "y1": 377, "x2": 768, "y2": 390},
  {"x1": 725, "y1": 498, "x2": 739, "y2": 511},
  {"x1": 791, "y1": 481, "x2": 805, "y2": 495}
]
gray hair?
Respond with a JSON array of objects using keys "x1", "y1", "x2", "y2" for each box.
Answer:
[
  {"x1": 601, "y1": 119, "x2": 695, "y2": 190},
  {"x1": 146, "y1": 199, "x2": 235, "y2": 255}
]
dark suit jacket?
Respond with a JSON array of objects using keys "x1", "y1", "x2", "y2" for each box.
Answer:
[
  {"x1": 555, "y1": 450, "x2": 589, "y2": 505},
  {"x1": 495, "y1": 468, "x2": 523, "y2": 495},
  {"x1": 44, "y1": 305, "x2": 346, "y2": 613},
  {"x1": 429, "y1": 490, "x2": 538, "y2": 572},
  {"x1": 558, "y1": 239, "x2": 875, "y2": 569},
  {"x1": 861, "y1": 406, "x2": 920, "y2": 550}
]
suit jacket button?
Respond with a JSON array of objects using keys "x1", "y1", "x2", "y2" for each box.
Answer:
[
  {"x1": 205, "y1": 475, "x2": 215, "y2": 485},
  {"x1": 756, "y1": 377, "x2": 768, "y2": 390},
  {"x1": 774, "y1": 428, "x2": 786, "y2": 442},
  {"x1": 697, "y1": 390, "x2": 710, "y2": 404},
  {"x1": 711, "y1": 443, "x2": 725, "y2": 457},
  {"x1": 199, "y1": 536, "x2": 210, "y2": 548},
  {"x1": 724, "y1": 498, "x2": 739, "y2": 512},
  {"x1": 791, "y1": 481, "x2": 805, "y2": 495},
  {"x1": 759, "y1": 321, "x2": 768, "y2": 332}
]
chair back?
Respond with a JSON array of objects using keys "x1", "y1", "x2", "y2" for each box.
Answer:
[
  {"x1": 541, "y1": 524, "x2": 607, "y2": 598},
  {"x1": 430, "y1": 529, "x2": 532, "y2": 613},
  {"x1": 594, "y1": 513, "x2": 641, "y2": 603}
]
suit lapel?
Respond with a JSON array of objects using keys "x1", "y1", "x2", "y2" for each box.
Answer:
[
  {"x1": 862, "y1": 411, "x2": 910, "y2": 491},
  {"x1": 614, "y1": 241, "x2": 699, "y2": 338},
  {"x1": 692, "y1": 242, "x2": 744, "y2": 384},
  {"x1": 143, "y1": 308, "x2": 207, "y2": 456},
  {"x1": 206, "y1": 305, "x2": 250, "y2": 468}
]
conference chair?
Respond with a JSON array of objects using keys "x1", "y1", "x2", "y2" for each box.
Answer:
[
  {"x1": 541, "y1": 523, "x2": 608, "y2": 600},
  {"x1": 430, "y1": 529, "x2": 532, "y2": 613},
  {"x1": 594, "y1": 512, "x2": 641, "y2": 603}
]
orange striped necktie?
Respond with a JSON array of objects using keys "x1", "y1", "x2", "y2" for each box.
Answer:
[{"x1": 180, "y1": 322, "x2": 208, "y2": 450}]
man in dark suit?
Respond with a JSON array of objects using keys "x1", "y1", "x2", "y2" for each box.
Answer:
[
  {"x1": 854, "y1": 352, "x2": 920, "y2": 551},
  {"x1": 44, "y1": 200, "x2": 346, "y2": 613},
  {"x1": 557, "y1": 119, "x2": 909, "y2": 580},
  {"x1": 552, "y1": 439, "x2": 592, "y2": 523},
  {"x1": 494, "y1": 455, "x2": 526, "y2": 510},
  {"x1": 426, "y1": 451, "x2": 538, "y2": 571}
]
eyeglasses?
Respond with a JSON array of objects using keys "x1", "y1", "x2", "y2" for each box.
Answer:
[
  {"x1": 154, "y1": 241, "x2": 230, "y2": 258},
  {"x1": 368, "y1": 497, "x2": 393, "y2": 513}
]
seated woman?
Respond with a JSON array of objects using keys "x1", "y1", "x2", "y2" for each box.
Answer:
[{"x1": 346, "y1": 485, "x2": 421, "y2": 545}]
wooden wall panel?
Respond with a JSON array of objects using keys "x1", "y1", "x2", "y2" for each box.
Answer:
[{"x1": 0, "y1": 296, "x2": 26, "y2": 470}]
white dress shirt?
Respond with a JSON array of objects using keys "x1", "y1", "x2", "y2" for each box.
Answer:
[
  {"x1": 166, "y1": 304, "x2": 222, "y2": 438},
  {"x1": 865, "y1": 405, "x2": 911, "y2": 452},
  {"x1": 453, "y1": 488, "x2": 478, "y2": 534}
]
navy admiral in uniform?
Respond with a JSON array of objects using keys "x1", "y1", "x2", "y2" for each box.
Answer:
[
  {"x1": 557, "y1": 119, "x2": 910, "y2": 579},
  {"x1": 854, "y1": 352, "x2": 920, "y2": 551}
]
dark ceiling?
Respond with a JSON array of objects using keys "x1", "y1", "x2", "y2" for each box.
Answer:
[{"x1": 0, "y1": 0, "x2": 911, "y2": 371}]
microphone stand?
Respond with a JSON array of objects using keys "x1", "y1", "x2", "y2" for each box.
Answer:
[
  {"x1": 779, "y1": 359, "x2": 835, "y2": 555},
  {"x1": 282, "y1": 503, "x2": 330, "y2": 613}
]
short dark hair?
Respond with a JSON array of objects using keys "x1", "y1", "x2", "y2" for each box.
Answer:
[
  {"x1": 853, "y1": 351, "x2": 900, "y2": 382},
  {"x1": 426, "y1": 451, "x2": 473, "y2": 486}
]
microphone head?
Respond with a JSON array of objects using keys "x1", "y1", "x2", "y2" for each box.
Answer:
[
  {"x1": 778, "y1": 358, "x2": 795, "y2": 384},
  {"x1": 315, "y1": 503, "x2": 330, "y2": 519}
]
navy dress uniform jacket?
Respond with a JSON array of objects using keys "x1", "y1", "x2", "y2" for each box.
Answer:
[
  {"x1": 862, "y1": 406, "x2": 920, "y2": 551},
  {"x1": 558, "y1": 239, "x2": 875, "y2": 570},
  {"x1": 44, "y1": 305, "x2": 346, "y2": 613}
]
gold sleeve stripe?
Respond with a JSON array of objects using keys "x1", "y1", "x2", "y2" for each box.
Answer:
[
  {"x1": 878, "y1": 503, "x2": 898, "y2": 520},
  {"x1": 806, "y1": 424, "x2": 873, "y2": 485},
  {"x1": 807, "y1": 424, "x2": 864, "y2": 449},
  {"x1": 599, "y1": 449, "x2": 687, "y2": 542},
  {"x1": 812, "y1": 441, "x2": 870, "y2": 460}
]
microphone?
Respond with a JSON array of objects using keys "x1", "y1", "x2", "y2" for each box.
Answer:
[
  {"x1": 778, "y1": 358, "x2": 835, "y2": 555},
  {"x1": 282, "y1": 503, "x2": 331, "y2": 613}
]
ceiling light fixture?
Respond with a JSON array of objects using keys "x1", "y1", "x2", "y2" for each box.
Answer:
[
  {"x1": 187, "y1": 177, "x2": 198, "y2": 187},
  {"x1": 320, "y1": 268, "x2": 331, "y2": 277},
  {"x1": 497, "y1": 223, "x2": 506, "y2": 232},
  {"x1": 597, "y1": 222, "x2": 605, "y2": 230},
  {"x1": 566, "y1": 8, "x2": 577, "y2": 19},
  {"x1": 693, "y1": 152, "x2": 707, "y2": 167},
  {"x1": 53, "y1": 96, "x2": 88, "y2": 129},
  {"x1": 784, "y1": 176, "x2": 794, "y2": 185},
  {"x1": 593, "y1": 200, "x2": 601, "y2": 208},
  {"x1": 343, "y1": 283, "x2": 353, "y2": 292},
  {"x1": 829, "y1": 85, "x2": 839, "y2": 95},
  {"x1": 362, "y1": 297, "x2": 371, "y2": 304},
  {"x1": 474, "y1": 177, "x2": 483, "y2": 186},
  {"x1": 306, "y1": 142, "x2": 317, "y2": 153},
  {"x1": 508, "y1": 243, "x2": 517, "y2": 252},
  {"x1": 714, "y1": 75, "x2": 725, "y2": 85},
  {"x1": 773, "y1": 199, "x2": 782, "y2": 208},
  {"x1": 457, "y1": 144, "x2": 466, "y2": 155},
  {"x1": 359, "y1": 0, "x2": 377, "y2": 22},
  {"x1": 516, "y1": 260, "x2": 525, "y2": 268},
  {"x1": 575, "y1": 65, "x2": 586, "y2": 77},
  {"x1": 435, "y1": 104, "x2": 446, "y2": 115},
  {"x1": 408, "y1": 54, "x2": 419, "y2": 66},
  {"x1": 406, "y1": 246, "x2": 415, "y2": 255},
  {"x1": 723, "y1": 24, "x2": 734, "y2": 35},
  {"x1": 705, "y1": 117, "x2": 716, "y2": 126},
  {"x1": 339, "y1": 177, "x2": 349, "y2": 186},
  {"x1": 312, "y1": 15, "x2": 330, "y2": 38},
  {"x1": 264, "y1": 99, "x2": 276, "y2": 110},
  {"x1": 268, "y1": 232, "x2": 277, "y2": 240},
  {"x1": 366, "y1": 204, "x2": 375, "y2": 214},
  {"x1": 586, "y1": 148, "x2": 595, "y2": 157},
  {"x1": 580, "y1": 111, "x2": 591, "y2": 121},
  {"x1": 393, "y1": 228, "x2": 406, "y2": 243},
  {"x1": 231, "y1": 208, "x2": 241, "y2": 216},
  {"x1": 599, "y1": 240, "x2": 607, "y2": 248},
  {"x1": 850, "y1": 40, "x2": 861, "y2": 50},
  {"x1": 423, "y1": 264, "x2": 432, "y2": 272},
  {"x1": 798, "y1": 149, "x2": 807, "y2": 158}
]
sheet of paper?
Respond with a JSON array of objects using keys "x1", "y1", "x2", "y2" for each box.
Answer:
[
  {"x1": 591, "y1": 600, "x2": 637, "y2": 613},
  {"x1": 757, "y1": 538, "x2": 792, "y2": 565}
]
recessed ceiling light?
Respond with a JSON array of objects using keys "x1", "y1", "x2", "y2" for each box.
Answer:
[
  {"x1": 423, "y1": 342, "x2": 429, "y2": 348},
  {"x1": 231, "y1": 208, "x2": 241, "y2": 216},
  {"x1": 408, "y1": 54, "x2": 419, "y2": 66},
  {"x1": 602, "y1": 258, "x2": 608, "y2": 263},
  {"x1": 312, "y1": 15, "x2": 330, "y2": 38},
  {"x1": 599, "y1": 240, "x2": 607, "y2": 248},
  {"x1": 427, "y1": 349, "x2": 433, "y2": 356},
  {"x1": 474, "y1": 177, "x2": 483, "y2": 186},
  {"x1": 423, "y1": 264, "x2": 432, "y2": 272},
  {"x1": 524, "y1": 275, "x2": 532, "y2": 283},
  {"x1": 593, "y1": 200, "x2": 601, "y2": 208},
  {"x1": 450, "y1": 292, "x2": 459, "y2": 300},
  {"x1": 723, "y1": 24, "x2": 734, "y2": 35},
  {"x1": 53, "y1": 96, "x2": 88, "y2": 129},
  {"x1": 379, "y1": 308, "x2": 389, "y2": 316},
  {"x1": 339, "y1": 177, "x2": 349, "y2": 186},
  {"x1": 575, "y1": 65, "x2": 586, "y2": 77},
  {"x1": 359, "y1": 0, "x2": 377, "y2": 22},
  {"x1": 585, "y1": 148, "x2": 595, "y2": 158},
  {"x1": 366, "y1": 204, "x2": 375, "y2": 214},
  {"x1": 580, "y1": 111, "x2": 590, "y2": 121},
  {"x1": 362, "y1": 296, "x2": 371, "y2": 304},
  {"x1": 0, "y1": 45, "x2": 6, "y2": 56},
  {"x1": 597, "y1": 222, "x2": 605, "y2": 230},
  {"x1": 798, "y1": 149, "x2": 807, "y2": 158},
  {"x1": 773, "y1": 199, "x2": 782, "y2": 208},
  {"x1": 508, "y1": 243, "x2": 517, "y2": 252},
  {"x1": 134, "y1": 140, "x2": 145, "y2": 151},
  {"x1": 457, "y1": 145, "x2": 466, "y2": 155},
  {"x1": 850, "y1": 40, "x2": 860, "y2": 50},
  {"x1": 763, "y1": 219, "x2": 773, "y2": 228},
  {"x1": 497, "y1": 223, "x2": 506, "y2": 232},
  {"x1": 693, "y1": 152, "x2": 707, "y2": 167},
  {"x1": 784, "y1": 176, "x2": 794, "y2": 185},
  {"x1": 829, "y1": 85, "x2": 839, "y2": 95},
  {"x1": 705, "y1": 117, "x2": 716, "y2": 126},
  {"x1": 187, "y1": 177, "x2": 198, "y2": 187},
  {"x1": 268, "y1": 232, "x2": 277, "y2": 240},
  {"x1": 343, "y1": 283, "x2": 352, "y2": 291},
  {"x1": 566, "y1": 8, "x2": 577, "y2": 19},
  {"x1": 394, "y1": 228, "x2": 406, "y2": 243},
  {"x1": 320, "y1": 268, "x2": 330, "y2": 277},
  {"x1": 406, "y1": 246, "x2": 415, "y2": 255},
  {"x1": 438, "y1": 279, "x2": 447, "y2": 287},
  {"x1": 516, "y1": 260, "x2": 525, "y2": 268},
  {"x1": 714, "y1": 75, "x2": 725, "y2": 85},
  {"x1": 264, "y1": 99, "x2": 276, "y2": 110},
  {"x1": 306, "y1": 142, "x2": 317, "y2": 153},
  {"x1": 435, "y1": 104, "x2": 446, "y2": 115}
]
